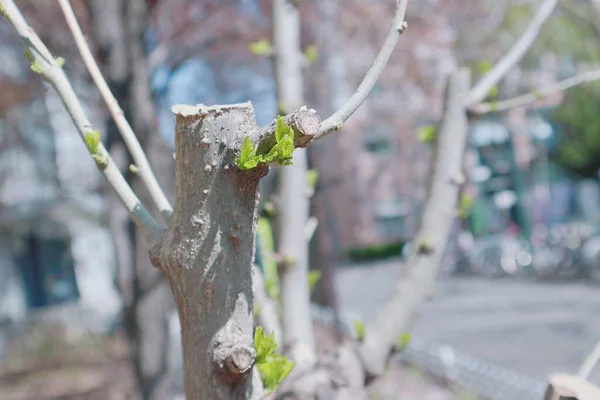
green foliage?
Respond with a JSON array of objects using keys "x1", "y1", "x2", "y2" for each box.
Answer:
[
  {"x1": 236, "y1": 117, "x2": 295, "y2": 170},
  {"x1": 458, "y1": 193, "x2": 474, "y2": 219},
  {"x1": 30, "y1": 58, "x2": 43, "y2": 74},
  {"x1": 548, "y1": 83, "x2": 600, "y2": 178},
  {"x1": 249, "y1": 39, "x2": 273, "y2": 56},
  {"x1": 129, "y1": 164, "x2": 140, "y2": 174},
  {"x1": 353, "y1": 321, "x2": 365, "y2": 341},
  {"x1": 85, "y1": 131, "x2": 101, "y2": 155},
  {"x1": 55, "y1": 56, "x2": 65, "y2": 68},
  {"x1": 254, "y1": 326, "x2": 295, "y2": 394},
  {"x1": 397, "y1": 332, "x2": 412, "y2": 350},
  {"x1": 265, "y1": 117, "x2": 295, "y2": 164},
  {"x1": 304, "y1": 45, "x2": 318, "y2": 64},
  {"x1": 237, "y1": 137, "x2": 262, "y2": 170},
  {"x1": 85, "y1": 130, "x2": 106, "y2": 165},
  {"x1": 308, "y1": 270, "x2": 321, "y2": 293},
  {"x1": 257, "y1": 217, "x2": 279, "y2": 299},
  {"x1": 306, "y1": 169, "x2": 319, "y2": 189},
  {"x1": 24, "y1": 49, "x2": 44, "y2": 75},
  {"x1": 254, "y1": 326, "x2": 278, "y2": 363},
  {"x1": 347, "y1": 241, "x2": 406, "y2": 262},
  {"x1": 417, "y1": 125, "x2": 437, "y2": 143},
  {"x1": 476, "y1": 60, "x2": 493, "y2": 75}
]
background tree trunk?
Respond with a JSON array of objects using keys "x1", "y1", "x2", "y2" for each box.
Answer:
[
  {"x1": 308, "y1": 0, "x2": 349, "y2": 335},
  {"x1": 88, "y1": 1, "x2": 176, "y2": 398},
  {"x1": 273, "y1": 0, "x2": 315, "y2": 360},
  {"x1": 359, "y1": 69, "x2": 471, "y2": 376}
]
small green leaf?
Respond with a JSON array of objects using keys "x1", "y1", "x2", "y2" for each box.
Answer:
[
  {"x1": 85, "y1": 131, "x2": 101, "y2": 155},
  {"x1": 458, "y1": 193, "x2": 474, "y2": 219},
  {"x1": 129, "y1": 164, "x2": 140, "y2": 174},
  {"x1": 417, "y1": 125, "x2": 437, "y2": 143},
  {"x1": 489, "y1": 101, "x2": 499, "y2": 112},
  {"x1": 254, "y1": 326, "x2": 278, "y2": 364},
  {"x1": 263, "y1": 116, "x2": 294, "y2": 165},
  {"x1": 306, "y1": 169, "x2": 319, "y2": 189},
  {"x1": 30, "y1": 58, "x2": 43, "y2": 74},
  {"x1": 397, "y1": 332, "x2": 412, "y2": 350},
  {"x1": 236, "y1": 136, "x2": 260, "y2": 170},
  {"x1": 274, "y1": 116, "x2": 292, "y2": 143},
  {"x1": 304, "y1": 45, "x2": 318, "y2": 64},
  {"x1": 257, "y1": 354, "x2": 295, "y2": 394},
  {"x1": 249, "y1": 39, "x2": 273, "y2": 56},
  {"x1": 476, "y1": 60, "x2": 493, "y2": 75},
  {"x1": 55, "y1": 56, "x2": 65, "y2": 68},
  {"x1": 308, "y1": 270, "x2": 322, "y2": 292},
  {"x1": 487, "y1": 85, "x2": 499, "y2": 99},
  {"x1": 354, "y1": 320, "x2": 365, "y2": 341},
  {"x1": 241, "y1": 136, "x2": 256, "y2": 160},
  {"x1": 254, "y1": 325, "x2": 295, "y2": 393}
]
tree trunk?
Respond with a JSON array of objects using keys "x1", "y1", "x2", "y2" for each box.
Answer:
[
  {"x1": 308, "y1": 0, "x2": 348, "y2": 332},
  {"x1": 88, "y1": 1, "x2": 176, "y2": 398},
  {"x1": 154, "y1": 104, "x2": 268, "y2": 400},
  {"x1": 273, "y1": 0, "x2": 315, "y2": 361},
  {"x1": 359, "y1": 69, "x2": 471, "y2": 376}
]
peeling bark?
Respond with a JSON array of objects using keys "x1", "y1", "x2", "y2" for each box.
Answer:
[{"x1": 154, "y1": 104, "x2": 267, "y2": 399}]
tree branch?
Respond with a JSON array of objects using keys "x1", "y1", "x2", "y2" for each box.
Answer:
[
  {"x1": 0, "y1": 0, "x2": 163, "y2": 245},
  {"x1": 466, "y1": 0, "x2": 558, "y2": 106},
  {"x1": 57, "y1": 0, "x2": 173, "y2": 221},
  {"x1": 578, "y1": 338, "x2": 600, "y2": 380},
  {"x1": 251, "y1": 106, "x2": 321, "y2": 152},
  {"x1": 316, "y1": 0, "x2": 409, "y2": 138},
  {"x1": 469, "y1": 69, "x2": 600, "y2": 115},
  {"x1": 358, "y1": 69, "x2": 471, "y2": 377}
]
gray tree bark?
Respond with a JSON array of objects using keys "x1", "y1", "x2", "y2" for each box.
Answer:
[
  {"x1": 150, "y1": 103, "x2": 320, "y2": 400},
  {"x1": 154, "y1": 104, "x2": 267, "y2": 399},
  {"x1": 273, "y1": 0, "x2": 315, "y2": 360}
]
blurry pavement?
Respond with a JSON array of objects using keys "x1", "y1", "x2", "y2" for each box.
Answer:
[{"x1": 335, "y1": 259, "x2": 600, "y2": 386}]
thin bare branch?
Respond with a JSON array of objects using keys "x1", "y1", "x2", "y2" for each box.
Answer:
[
  {"x1": 1, "y1": 0, "x2": 163, "y2": 245},
  {"x1": 58, "y1": 0, "x2": 173, "y2": 221},
  {"x1": 467, "y1": 0, "x2": 558, "y2": 106},
  {"x1": 470, "y1": 69, "x2": 600, "y2": 114},
  {"x1": 316, "y1": 0, "x2": 409, "y2": 138},
  {"x1": 359, "y1": 69, "x2": 471, "y2": 376}
]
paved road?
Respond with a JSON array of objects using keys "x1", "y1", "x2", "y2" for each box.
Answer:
[{"x1": 334, "y1": 260, "x2": 600, "y2": 386}]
